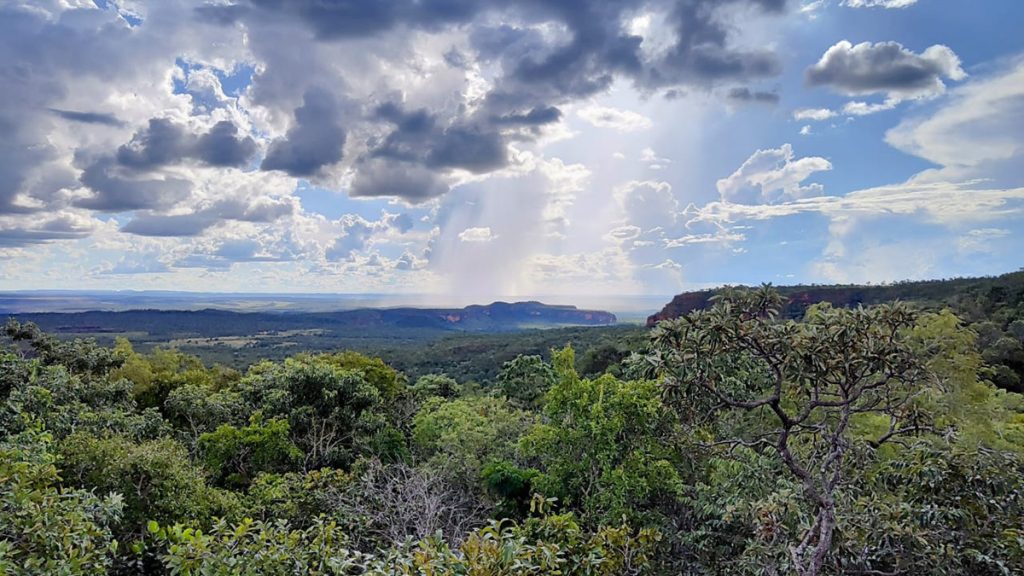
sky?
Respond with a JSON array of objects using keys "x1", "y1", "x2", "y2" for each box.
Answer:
[{"x1": 1, "y1": 0, "x2": 1022, "y2": 301}]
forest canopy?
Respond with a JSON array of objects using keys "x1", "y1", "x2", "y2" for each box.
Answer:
[{"x1": 1, "y1": 286, "x2": 1022, "y2": 575}]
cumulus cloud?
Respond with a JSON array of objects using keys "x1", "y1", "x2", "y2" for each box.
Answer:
[
  {"x1": 640, "y1": 147, "x2": 672, "y2": 169},
  {"x1": 793, "y1": 108, "x2": 837, "y2": 121},
  {"x1": 717, "y1": 144, "x2": 832, "y2": 204},
  {"x1": 0, "y1": 214, "x2": 96, "y2": 247},
  {"x1": 350, "y1": 159, "x2": 450, "y2": 202},
  {"x1": 806, "y1": 40, "x2": 965, "y2": 99},
  {"x1": 1, "y1": 0, "x2": 791, "y2": 223},
  {"x1": 685, "y1": 62, "x2": 1024, "y2": 284},
  {"x1": 76, "y1": 158, "x2": 192, "y2": 212},
  {"x1": 116, "y1": 118, "x2": 257, "y2": 169},
  {"x1": 842, "y1": 98, "x2": 900, "y2": 116},
  {"x1": 323, "y1": 211, "x2": 417, "y2": 261},
  {"x1": 615, "y1": 180, "x2": 680, "y2": 231},
  {"x1": 458, "y1": 227, "x2": 498, "y2": 243},
  {"x1": 262, "y1": 88, "x2": 346, "y2": 177}
]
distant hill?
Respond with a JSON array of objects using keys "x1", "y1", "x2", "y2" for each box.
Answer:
[
  {"x1": 11, "y1": 301, "x2": 616, "y2": 339},
  {"x1": 648, "y1": 271, "x2": 1024, "y2": 326}
]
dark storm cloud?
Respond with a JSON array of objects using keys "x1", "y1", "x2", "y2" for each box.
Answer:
[
  {"x1": 212, "y1": 196, "x2": 296, "y2": 223},
  {"x1": 426, "y1": 127, "x2": 507, "y2": 173},
  {"x1": 727, "y1": 87, "x2": 780, "y2": 104},
  {"x1": 118, "y1": 197, "x2": 295, "y2": 237},
  {"x1": 206, "y1": 0, "x2": 788, "y2": 104},
  {"x1": 117, "y1": 119, "x2": 257, "y2": 170},
  {"x1": 49, "y1": 109, "x2": 125, "y2": 127},
  {"x1": 350, "y1": 158, "x2": 449, "y2": 202},
  {"x1": 77, "y1": 158, "x2": 192, "y2": 212},
  {"x1": 120, "y1": 212, "x2": 219, "y2": 237},
  {"x1": 642, "y1": 0, "x2": 782, "y2": 89},
  {"x1": 261, "y1": 88, "x2": 347, "y2": 177},
  {"x1": 805, "y1": 40, "x2": 965, "y2": 96},
  {"x1": 0, "y1": 0, "x2": 798, "y2": 222},
  {"x1": 371, "y1": 103, "x2": 508, "y2": 174},
  {"x1": 0, "y1": 217, "x2": 93, "y2": 247},
  {"x1": 195, "y1": 122, "x2": 260, "y2": 167},
  {"x1": 217, "y1": 0, "x2": 482, "y2": 41},
  {"x1": 493, "y1": 106, "x2": 563, "y2": 126},
  {"x1": 0, "y1": 3, "x2": 176, "y2": 217}
]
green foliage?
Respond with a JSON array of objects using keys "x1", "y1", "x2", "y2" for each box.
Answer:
[
  {"x1": 317, "y1": 351, "x2": 405, "y2": 402},
  {"x1": 164, "y1": 381, "x2": 244, "y2": 447},
  {"x1": 2, "y1": 298, "x2": 1022, "y2": 575},
  {"x1": 647, "y1": 286, "x2": 1024, "y2": 575},
  {"x1": 909, "y1": 310, "x2": 1024, "y2": 452},
  {"x1": 154, "y1": 507, "x2": 659, "y2": 576},
  {"x1": 481, "y1": 461, "x2": 539, "y2": 520},
  {"x1": 3, "y1": 319, "x2": 123, "y2": 378},
  {"x1": 0, "y1": 427, "x2": 123, "y2": 575},
  {"x1": 412, "y1": 395, "x2": 533, "y2": 484},
  {"x1": 59, "y1": 432, "x2": 231, "y2": 534},
  {"x1": 237, "y1": 354, "x2": 401, "y2": 469},
  {"x1": 153, "y1": 516, "x2": 371, "y2": 575},
  {"x1": 199, "y1": 417, "x2": 303, "y2": 488},
  {"x1": 242, "y1": 468, "x2": 353, "y2": 527},
  {"x1": 110, "y1": 340, "x2": 237, "y2": 412},
  {"x1": 1, "y1": 360, "x2": 166, "y2": 441},
  {"x1": 521, "y1": 347, "x2": 684, "y2": 528},
  {"x1": 408, "y1": 373, "x2": 461, "y2": 401},
  {"x1": 496, "y1": 354, "x2": 556, "y2": 407},
  {"x1": 834, "y1": 442, "x2": 1024, "y2": 575}
]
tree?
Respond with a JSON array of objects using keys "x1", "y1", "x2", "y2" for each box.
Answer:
[
  {"x1": 0, "y1": 427, "x2": 123, "y2": 576},
  {"x1": 1, "y1": 361, "x2": 166, "y2": 441},
  {"x1": 497, "y1": 354, "x2": 556, "y2": 407},
  {"x1": 164, "y1": 382, "x2": 244, "y2": 449},
  {"x1": 412, "y1": 395, "x2": 533, "y2": 485},
  {"x1": 153, "y1": 516, "x2": 372, "y2": 575},
  {"x1": 59, "y1": 432, "x2": 231, "y2": 535},
  {"x1": 3, "y1": 319, "x2": 123, "y2": 378},
  {"x1": 237, "y1": 355, "x2": 401, "y2": 470},
  {"x1": 199, "y1": 416, "x2": 303, "y2": 488},
  {"x1": 409, "y1": 373, "x2": 461, "y2": 401},
  {"x1": 520, "y1": 347, "x2": 683, "y2": 529},
  {"x1": 335, "y1": 460, "x2": 489, "y2": 549},
  {"x1": 645, "y1": 287, "x2": 930, "y2": 576}
]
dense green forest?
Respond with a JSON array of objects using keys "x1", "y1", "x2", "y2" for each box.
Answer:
[{"x1": 2, "y1": 285, "x2": 1023, "y2": 575}]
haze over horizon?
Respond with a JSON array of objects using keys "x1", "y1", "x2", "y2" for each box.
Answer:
[{"x1": 2, "y1": 0, "x2": 1023, "y2": 300}]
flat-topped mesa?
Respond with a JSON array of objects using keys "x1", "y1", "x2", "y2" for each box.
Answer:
[{"x1": 455, "y1": 301, "x2": 616, "y2": 327}]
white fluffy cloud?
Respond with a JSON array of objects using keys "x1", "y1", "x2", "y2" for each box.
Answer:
[
  {"x1": 793, "y1": 108, "x2": 837, "y2": 121},
  {"x1": 458, "y1": 227, "x2": 498, "y2": 243},
  {"x1": 716, "y1": 144, "x2": 832, "y2": 204}
]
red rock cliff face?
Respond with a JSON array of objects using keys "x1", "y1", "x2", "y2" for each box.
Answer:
[{"x1": 646, "y1": 290, "x2": 717, "y2": 326}]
